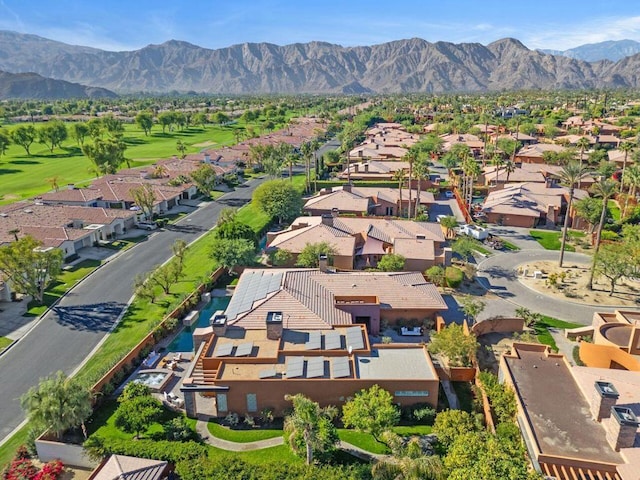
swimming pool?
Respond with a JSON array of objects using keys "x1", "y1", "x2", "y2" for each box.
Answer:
[{"x1": 168, "y1": 295, "x2": 231, "y2": 352}]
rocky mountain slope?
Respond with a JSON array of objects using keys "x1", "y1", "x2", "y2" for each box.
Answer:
[
  {"x1": 0, "y1": 70, "x2": 117, "y2": 100},
  {"x1": 541, "y1": 39, "x2": 640, "y2": 62},
  {"x1": 1, "y1": 31, "x2": 640, "y2": 94}
]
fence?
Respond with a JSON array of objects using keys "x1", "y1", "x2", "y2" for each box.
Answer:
[{"x1": 91, "y1": 267, "x2": 226, "y2": 396}]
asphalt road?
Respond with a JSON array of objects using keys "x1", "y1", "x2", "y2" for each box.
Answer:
[
  {"x1": 0, "y1": 177, "x2": 267, "y2": 442},
  {"x1": 476, "y1": 249, "x2": 616, "y2": 324}
]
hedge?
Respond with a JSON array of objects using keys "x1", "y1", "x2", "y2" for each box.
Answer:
[
  {"x1": 445, "y1": 266, "x2": 464, "y2": 288},
  {"x1": 84, "y1": 437, "x2": 207, "y2": 464},
  {"x1": 315, "y1": 180, "x2": 398, "y2": 189}
]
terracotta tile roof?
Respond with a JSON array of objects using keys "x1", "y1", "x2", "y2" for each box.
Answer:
[
  {"x1": 393, "y1": 237, "x2": 435, "y2": 260},
  {"x1": 227, "y1": 269, "x2": 447, "y2": 330},
  {"x1": 303, "y1": 190, "x2": 370, "y2": 213},
  {"x1": 482, "y1": 183, "x2": 587, "y2": 217},
  {"x1": 516, "y1": 143, "x2": 567, "y2": 158},
  {"x1": 40, "y1": 188, "x2": 103, "y2": 203},
  {"x1": 268, "y1": 223, "x2": 356, "y2": 257}
]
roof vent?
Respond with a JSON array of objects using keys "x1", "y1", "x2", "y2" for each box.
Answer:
[
  {"x1": 23, "y1": 209, "x2": 33, "y2": 214},
  {"x1": 0, "y1": 213, "x2": 8, "y2": 217},
  {"x1": 416, "y1": 234, "x2": 426, "y2": 240}
]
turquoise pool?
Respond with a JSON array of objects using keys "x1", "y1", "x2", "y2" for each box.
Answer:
[{"x1": 168, "y1": 295, "x2": 231, "y2": 352}]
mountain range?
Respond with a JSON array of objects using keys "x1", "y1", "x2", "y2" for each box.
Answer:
[
  {"x1": 2, "y1": 31, "x2": 640, "y2": 96},
  {"x1": 540, "y1": 39, "x2": 640, "y2": 62},
  {"x1": 0, "y1": 70, "x2": 116, "y2": 100}
]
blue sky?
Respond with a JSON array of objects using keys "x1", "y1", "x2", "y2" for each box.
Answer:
[{"x1": 1, "y1": 0, "x2": 640, "y2": 51}]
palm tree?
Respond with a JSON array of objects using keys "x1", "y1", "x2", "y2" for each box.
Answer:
[
  {"x1": 21, "y1": 371, "x2": 93, "y2": 440},
  {"x1": 412, "y1": 156, "x2": 430, "y2": 218},
  {"x1": 558, "y1": 161, "x2": 590, "y2": 267},
  {"x1": 618, "y1": 141, "x2": 634, "y2": 193},
  {"x1": 283, "y1": 394, "x2": 337, "y2": 465},
  {"x1": 462, "y1": 158, "x2": 481, "y2": 214},
  {"x1": 622, "y1": 164, "x2": 640, "y2": 218},
  {"x1": 588, "y1": 178, "x2": 618, "y2": 289},
  {"x1": 393, "y1": 169, "x2": 406, "y2": 217},
  {"x1": 504, "y1": 160, "x2": 516, "y2": 183},
  {"x1": 491, "y1": 154, "x2": 504, "y2": 185},
  {"x1": 440, "y1": 215, "x2": 458, "y2": 239},
  {"x1": 576, "y1": 136, "x2": 590, "y2": 189},
  {"x1": 46, "y1": 175, "x2": 61, "y2": 192},
  {"x1": 404, "y1": 147, "x2": 418, "y2": 218}
]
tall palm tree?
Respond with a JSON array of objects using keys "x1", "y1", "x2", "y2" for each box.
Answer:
[
  {"x1": 575, "y1": 136, "x2": 590, "y2": 189},
  {"x1": 403, "y1": 147, "x2": 418, "y2": 218},
  {"x1": 558, "y1": 161, "x2": 590, "y2": 267},
  {"x1": 491, "y1": 154, "x2": 504, "y2": 186},
  {"x1": 462, "y1": 158, "x2": 481, "y2": 214},
  {"x1": 588, "y1": 178, "x2": 618, "y2": 289},
  {"x1": 413, "y1": 156, "x2": 430, "y2": 218},
  {"x1": 393, "y1": 169, "x2": 406, "y2": 217},
  {"x1": 503, "y1": 160, "x2": 516, "y2": 183},
  {"x1": 618, "y1": 141, "x2": 634, "y2": 193},
  {"x1": 622, "y1": 164, "x2": 640, "y2": 218}
]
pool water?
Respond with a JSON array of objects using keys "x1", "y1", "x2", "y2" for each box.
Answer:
[{"x1": 168, "y1": 295, "x2": 231, "y2": 352}]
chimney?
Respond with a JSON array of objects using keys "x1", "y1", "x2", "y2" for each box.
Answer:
[
  {"x1": 331, "y1": 208, "x2": 339, "y2": 217},
  {"x1": 318, "y1": 254, "x2": 328, "y2": 273},
  {"x1": 592, "y1": 381, "x2": 619, "y2": 422},
  {"x1": 204, "y1": 153, "x2": 211, "y2": 164},
  {"x1": 72, "y1": 219, "x2": 83, "y2": 229},
  {"x1": 342, "y1": 183, "x2": 352, "y2": 193},
  {"x1": 606, "y1": 406, "x2": 639, "y2": 451},
  {"x1": 211, "y1": 314, "x2": 228, "y2": 337},
  {"x1": 321, "y1": 214, "x2": 333, "y2": 227},
  {"x1": 266, "y1": 311, "x2": 283, "y2": 340},
  {"x1": 140, "y1": 170, "x2": 149, "y2": 179},
  {"x1": 67, "y1": 184, "x2": 75, "y2": 190}
]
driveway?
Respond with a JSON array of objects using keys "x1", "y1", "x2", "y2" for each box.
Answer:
[
  {"x1": 486, "y1": 225, "x2": 545, "y2": 251},
  {"x1": 476, "y1": 249, "x2": 614, "y2": 324},
  {"x1": 0, "y1": 177, "x2": 268, "y2": 443},
  {"x1": 429, "y1": 197, "x2": 465, "y2": 223}
]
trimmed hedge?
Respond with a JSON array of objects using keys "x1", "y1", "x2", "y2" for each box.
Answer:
[
  {"x1": 315, "y1": 180, "x2": 398, "y2": 189},
  {"x1": 84, "y1": 437, "x2": 207, "y2": 463},
  {"x1": 445, "y1": 266, "x2": 464, "y2": 288}
]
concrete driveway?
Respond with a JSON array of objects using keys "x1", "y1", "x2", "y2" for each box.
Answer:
[
  {"x1": 0, "y1": 177, "x2": 269, "y2": 443},
  {"x1": 486, "y1": 225, "x2": 545, "y2": 251}
]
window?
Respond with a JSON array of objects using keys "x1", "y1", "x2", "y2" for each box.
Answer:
[
  {"x1": 385, "y1": 207, "x2": 394, "y2": 216},
  {"x1": 394, "y1": 391, "x2": 429, "y2": 397},
  {"x1": 246, "y1": 393, "x2": 257, "y2": 412},
  {"x1": 217, "y1": 393, "x2": 228, "y2": 412}
]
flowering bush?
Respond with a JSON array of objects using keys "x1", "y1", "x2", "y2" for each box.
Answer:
[{"x1": 1, "y1": 449, "x2": 64, "y2": 480}]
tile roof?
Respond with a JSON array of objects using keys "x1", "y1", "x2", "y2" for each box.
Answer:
[
  {"x1": 91, "y1": 454, "x2": 167, "y2": 480},
  {"x1": 516, "y1": 143, "x2": 567, "y2": 158},
  {"x1": 227, "y1": 269, "x2": 446, "y2": 330},
  {"x1": 482, "y1": 183, "x2": 587, "y2": 217},
  {"x1": 303, "y1": 190, "x2": 370, "y2": 213}
]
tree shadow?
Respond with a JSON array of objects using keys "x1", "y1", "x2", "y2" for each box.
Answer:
[
  {"x1": 52, "y1": 301, "x2": 125, "y2": 332},
  {"x1": 481, "y1": 265, "x2": 518, "y2": 281},
  {"x1": 8, "y1": 159, "x2": 39, "y2": 165},
  {"x1": 164, "y1": 224, "x2": 206, "y2": 234},
  {"x1": 0, "y1": 168, "x2": 22, "y2": 174},
  {"x1": 123, "y1": 137, "x2": 147, "y2": 145}
]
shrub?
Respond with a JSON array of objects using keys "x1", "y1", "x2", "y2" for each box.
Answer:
[
  {"x1": 164, "y1": 417, "x2": 198, "y2": 442},
  {"x1": 401, "y1": 403, "x2": 436, "y2": 424},
  {"x1": 445, "y1": 266, "x2": 464, "y2": 288},
  {"x1": 224, "y1": 412, "x2": 240, "y2": 428},
  {"x1": 83, "y1": 436, "x2": 207, "y2": 463}
]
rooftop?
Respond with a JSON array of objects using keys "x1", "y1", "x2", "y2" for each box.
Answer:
[
  {"x1": 504, "y1": 347, "x2": 622, "y2": 464},
  {"x1": 356, "y1": 347, "x2": 436, "y2": 380}
]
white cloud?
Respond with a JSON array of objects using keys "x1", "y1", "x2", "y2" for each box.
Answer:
[{"x1": 524, "y1": 15, "x2": 640, "y2": 50}]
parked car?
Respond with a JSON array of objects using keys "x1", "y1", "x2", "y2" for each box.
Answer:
[
  {"x1": 458, "y1": 224, "x2": 489, "y2": 240},
  {"x1": 136, "y1": 221, "x2": 158, "y2": 231}
]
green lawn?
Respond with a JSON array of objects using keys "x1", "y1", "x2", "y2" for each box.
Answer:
[
  {"x1": 533, "y1": 315, "x2": 583, "y2": 352},
  {"x1": 338, "y1": 425, "x2": 433, "y2": 455},
  {"x1": 207, "y1": 421, "x2": 283, "y2": 443},
  {"x1": 0, "y1": 336, "x2": 13, "y2": 352},
  {"x1": 0, "y1": 120, "x2": 261, "y2": 205},
  {"x1": 24, "y1": 259, "x2": 102, "y2": 317},
  {"x1": 529, "y1": 230, "x2": 575, "y2": 251},
  {"x1": 0, "y1": 424, "x2": 30, "y2": 468},
  {"x1": 608, "y1": 199, "x2": 621, "y2": 222},
  {"x1": 500, "y1": 240, "x2": 520, "y2": 251}
]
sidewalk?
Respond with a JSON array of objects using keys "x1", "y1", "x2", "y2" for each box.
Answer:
[{"x1": 195, "y1": 416, "x2": 390, "y2": 461}]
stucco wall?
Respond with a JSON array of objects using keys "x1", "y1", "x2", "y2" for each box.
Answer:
[
  {"x1": 485, "y1": 212, "x2": 537, "y2": 228},
  {"x1": 211, "y1": 377, "x2": 439, "y2": 416},
  {"x1": 579, "y1": 341, "x2": 640, "y2": 371},
  {"x1": 35, "y1": 437, "x2": 97, "y2": 468},
  {"x1": 472, "y1": 318, "x2": 525, "y2": 337}
]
